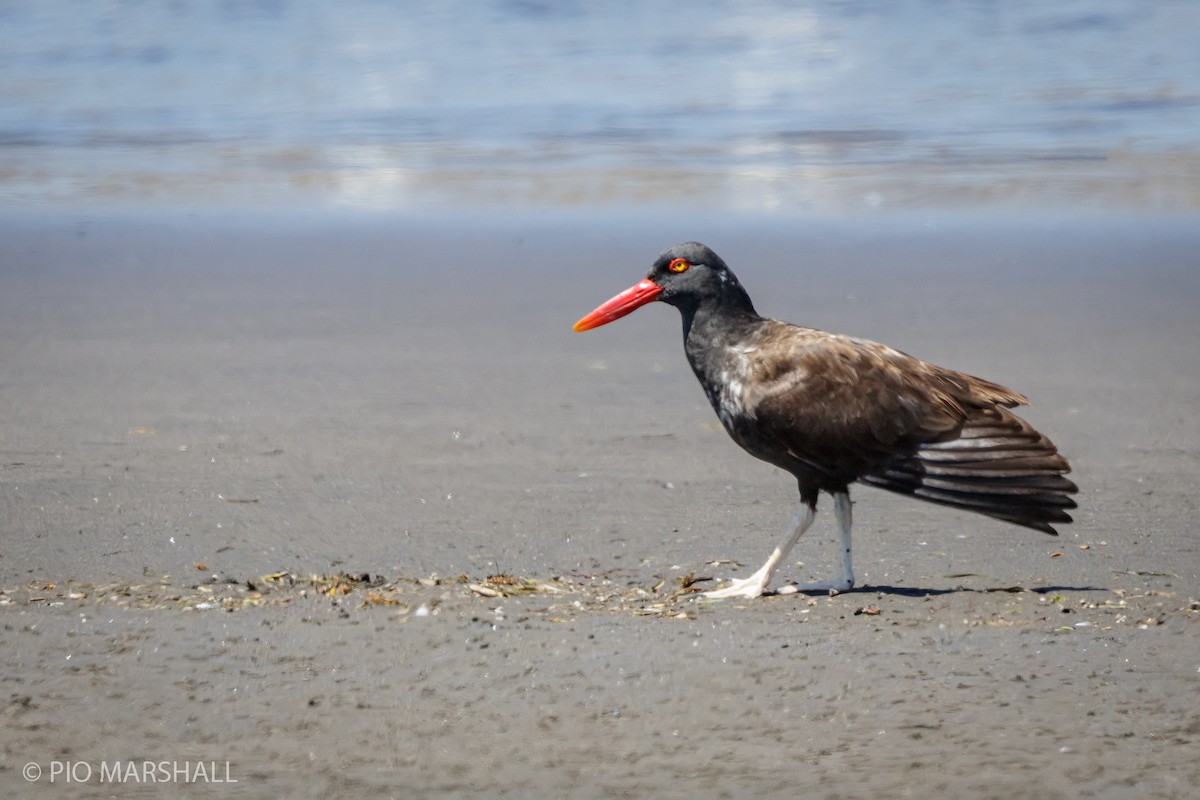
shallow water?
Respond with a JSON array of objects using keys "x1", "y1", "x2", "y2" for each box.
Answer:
[{"x1": 2, "y1": 0, "x2": 1198, "y2": 212}]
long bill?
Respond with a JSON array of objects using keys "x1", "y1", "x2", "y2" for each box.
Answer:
[{"x1": 572, "y1": 279, "x2": 663, "y2": 332}]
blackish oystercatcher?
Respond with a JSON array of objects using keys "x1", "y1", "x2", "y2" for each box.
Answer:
[{"x1": 573, "y1": 243, "x2": 1078, "y2": 599}]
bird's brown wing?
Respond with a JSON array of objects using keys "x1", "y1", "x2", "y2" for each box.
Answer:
[
  {"x1": 734, "y1": 322, "x2": 1027, "y2": 485},
  {"x1": 735, "y1": 322, "x2": 1076, "y2": 531}
]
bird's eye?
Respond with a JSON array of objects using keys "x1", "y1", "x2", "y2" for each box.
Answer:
[{"x1": 668, "y1": 258, "x2": 690, "y2": 273}]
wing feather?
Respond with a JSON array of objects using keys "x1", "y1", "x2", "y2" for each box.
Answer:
[{"x1": 717, "y1": 321, "x2": 1076, "y2": 532}]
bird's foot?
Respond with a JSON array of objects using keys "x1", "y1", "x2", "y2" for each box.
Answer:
[
  {"x1": 704, "y1": 574, "x2": 770, "y2": 600},
  {"x1": 776, "y1": 578, "x2": 855, "y2": 597}
]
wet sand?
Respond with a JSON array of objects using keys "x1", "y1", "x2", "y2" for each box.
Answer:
[{"x1": 1, "y1": 210, "x2": 1198, "y2": 798}]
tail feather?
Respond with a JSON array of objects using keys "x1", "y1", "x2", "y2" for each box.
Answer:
[
  {"x1": 910, "y1": 486, "x2": 1075, "y2": 522},
  {"x1": 881, "y1": 459, "x2": 1073, "y2": 481},
  {"x1": 862, "y1": 406, "x2": 1078, "y2": 534}
]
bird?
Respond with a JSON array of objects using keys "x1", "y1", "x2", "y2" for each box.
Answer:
[{"x1": 573, "y1": 242, "x2": 1078, "y2": 599}]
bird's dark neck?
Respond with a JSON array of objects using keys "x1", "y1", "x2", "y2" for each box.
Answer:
[{"x1": 678, "y1": 286, "x2": 762, "y2": 373}]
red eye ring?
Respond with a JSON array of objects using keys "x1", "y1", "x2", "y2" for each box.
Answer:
[{"x1": 668, "y1": 258, "x2": 690, "y2": 273}]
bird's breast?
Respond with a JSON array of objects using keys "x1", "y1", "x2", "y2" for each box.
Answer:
[{"x1": 696, "y1": 348, "x2": 757, "y2": 432}]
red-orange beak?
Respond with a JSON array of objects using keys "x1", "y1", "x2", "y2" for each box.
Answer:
[{"x1": 573, "y1": 279, "x2": 663, "y2": 332}]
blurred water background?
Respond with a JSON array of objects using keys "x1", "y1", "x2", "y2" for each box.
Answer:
[{"x1": 1, "y1": 0, "x2": 1198, "y2": 214}]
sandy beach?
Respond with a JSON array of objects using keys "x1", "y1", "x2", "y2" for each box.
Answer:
[{"x1": 1, "y1": 210, "x2": 1198, "y2": 798}]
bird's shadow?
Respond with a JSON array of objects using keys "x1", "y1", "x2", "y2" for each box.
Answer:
[{"x1": 776, "y1": 583, "x2": 1107, "y2": 598}]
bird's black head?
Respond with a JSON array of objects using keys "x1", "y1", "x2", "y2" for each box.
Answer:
[
  {"x1": 646, "y1": 242, "x2": 751, "y2": 310},
  {"x1": 573, "y1": 242, "x2": 755, "y2": 332}
]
